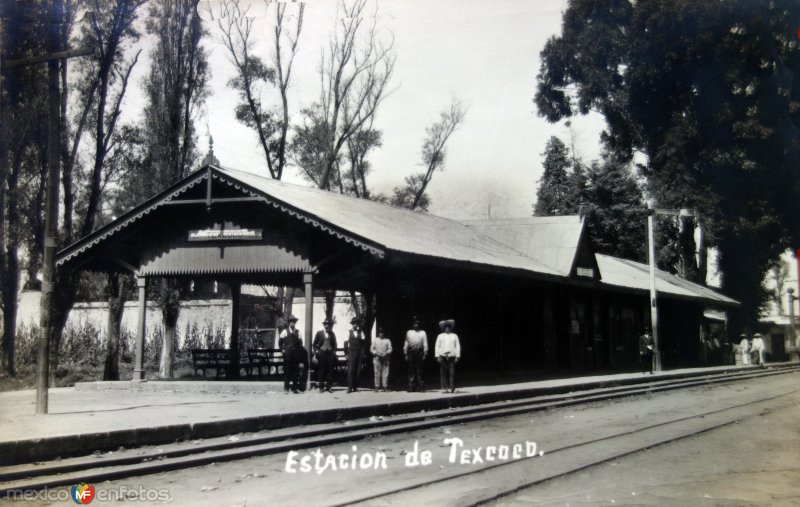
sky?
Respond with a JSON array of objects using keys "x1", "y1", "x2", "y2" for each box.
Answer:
[{"x1": 121, "y1": 0, "x2": 607, "y2": 220}]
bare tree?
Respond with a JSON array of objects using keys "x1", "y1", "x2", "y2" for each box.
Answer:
[
  {"x1": 213, "y1": 0, "x2": 303, "y2": 179},
  {"x1": 292, "y1": 0, "x2": 395, "y2": 191},
  {"x1": 391, "y1": 99, "x2": 466, "y2": 210}
]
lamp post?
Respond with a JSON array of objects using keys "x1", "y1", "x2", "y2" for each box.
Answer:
[
  {"x1": 788, "y1": 288, "x2": 798, "y2": 362},
  {"x1": 647, "y1": 207, "x2": 699, "y2": 372}
]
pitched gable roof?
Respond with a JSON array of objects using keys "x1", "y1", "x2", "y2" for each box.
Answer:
[
  {"x1": 460, "y1": 216, "x2": 592, "y2": 276},
  {"x1": 213, "y1": 166, "x2": 562, "y2": 278}
]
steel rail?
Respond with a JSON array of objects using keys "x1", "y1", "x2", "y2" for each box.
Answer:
[
  {"x1": 0, "y1": 367, "x2": 796, "y2": 493},
  {"x1": 337, "y1": 388, "x2": 799, "y2": 506}
]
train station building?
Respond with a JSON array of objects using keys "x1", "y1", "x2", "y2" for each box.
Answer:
[{"x1": 56, "y1": 164, "x2": 737, "y2": 383}]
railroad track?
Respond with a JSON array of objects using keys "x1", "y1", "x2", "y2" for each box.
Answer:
[
  {"x1": 0, "y1": 366, "x2": 797, "y2": 495},
  {"x1": 340, "y1": 384, "x2": 799, "y2": 507}
]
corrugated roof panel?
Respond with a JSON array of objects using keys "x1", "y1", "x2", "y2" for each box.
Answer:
[
  {"x1": 461, "y1": 216, "x2": 584, "y2": 275},
  {"x1": 215, "y1": 167, "x2": 562, "y2": 277},
  {"x1": 596, "y1": 254, "x2": 738, "y2": 305}
]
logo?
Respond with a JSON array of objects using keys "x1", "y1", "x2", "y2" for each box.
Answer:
[{"x1": 71, "y1": 483, "x2": 95, "y2": 504}]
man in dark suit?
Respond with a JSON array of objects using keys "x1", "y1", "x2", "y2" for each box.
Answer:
[
  {"x1": 344, "y1": 316, "x2": 366, "y2": 393},
  {"x1": 313, "y1": 318, "x2": 338, "y2": 393},
  {"x1": 639, "y1": 326, "x2": 654, "y2": 374},
  {"x1": 279, "y1": 315, "x2": 302, "y2": 393}
]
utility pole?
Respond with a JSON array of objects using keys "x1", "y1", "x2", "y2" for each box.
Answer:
[
  {"x1": 788, "y1": 288, "x2": 797, "y2": 362},
  {"x1": 646, "y1": 207, "x2": 699, "y2": 372},
  {"x1": 2, "y1": 0, "x2": 93, "y2": 414}
]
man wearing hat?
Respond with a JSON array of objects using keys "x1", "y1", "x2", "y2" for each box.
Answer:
[
  {"x1": 751, "y1": 333, "x2": 766, "y2": 367},
  {"x1": 738, "y1": 334, "x2": 751, "y2": 365},
  {"x1": 279, "y1": 315, "x2": 302, "y2": 393},
  {"x1": 344, "y1": 316, "x2": 366, "y2": 393},
  {"x1": 639, "y1": 326, "x2": 654, "y2": 374},
  {"x1": 404, "y1": 317, "x2": 428, "y2": 392},
  {"x1": 313, "y1": 318, "x2": 338, "y2": 393},
  {"x1": 435, "y1": 319, "x2": 460, "y2": 393}
]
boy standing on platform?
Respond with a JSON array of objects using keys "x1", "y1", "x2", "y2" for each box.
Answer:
[
  {"x1": 435, "y1": 319, "x2": 460, "y2": 393},
  {"x1": 371, "y1": 327, "x2": 393, "y2": 391}
]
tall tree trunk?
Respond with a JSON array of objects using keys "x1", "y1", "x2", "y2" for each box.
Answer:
[
  {"x1": 0, "y1": 187, "x2": 6, "y2": 374},
  {"x1": 49, "y1": 276, "x2": 76, "y2": 383},
  {"x1": 678, "y1": 216, "x2": 700, "y2": 282},
  {"x1": 158, "y1": 278, "x2": 180, "y2": 379},
  {"x1": 1, "y1": 154, "x2": 22, "y2": 376},
  {"x1": 103, "y1": 274, "x2": 127, "y2": 380},
  {"x1": 1, "y1": 268, "x2": 18, "y2": 377},
  {"x1": 324, "y1": 290, "x2": 335, "y2": 321},
  {"x1": 283, "y1": 286, "x2": 295, "y2": 317}
]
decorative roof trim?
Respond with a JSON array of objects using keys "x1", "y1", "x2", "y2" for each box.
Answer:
[
  {"x1": 209, "y1": 170, "x2": 385, "y2": 258},
  {"x1": 57, "y1": 166, "x2": 385, "y2": 269},
  {"x1": 57, "y1": 172, "x2": 208, "y2": 267}
]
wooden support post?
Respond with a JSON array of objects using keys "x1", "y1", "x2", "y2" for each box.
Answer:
[
  {"x1": 229, "y1": 281, "x2": 241, "y2": 379},
  {"x1": 303, "y1": 272, "x2": 313, "y2": 392},
  {"x1": 132, "y1": 276, "x2": 147, "y2": 381}
]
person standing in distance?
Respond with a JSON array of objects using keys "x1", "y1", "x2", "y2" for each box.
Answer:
[
  {"x1": 639, "y1": 326, "x2": 654, "y2": 374},
  {"x1": 279, "y1": 315, "x2": 302, "y2": 393},
  {"x1": 404, "y1": 316, "x2": 428, "y2": 392},
  {"x1": 344, "y1": 316, "x2": 366, "y2": 393},
  {"x1": 738, "y1": 334, "x2": 751, "y2": 365},
  {"x1": 435, "y1": 319, "x2": 460, "y2": 393},
  {"x1": 370, "y1": 327, "x2": 393, "y2": 392},
  {"x1": 313, "y1": 318, "x2": 338, "y2": 393},
  {"x1": 751, "y1": 333, "x2": 766, "y2": 367}
]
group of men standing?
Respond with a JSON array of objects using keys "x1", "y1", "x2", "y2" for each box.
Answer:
[
  {"x1": 279, "y1": 314, "x2": 462, "y2": 394},
  {"x1": 738, "y1": 333, "x2": 767, "y2": 367}
]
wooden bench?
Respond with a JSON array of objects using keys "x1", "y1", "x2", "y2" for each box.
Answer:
[
  {"x1": 191, "y1": 349, "x2": 232, "y2": 379},
  {"x1": 246, "y1": 348, "x2": 285, "y2": 378}
]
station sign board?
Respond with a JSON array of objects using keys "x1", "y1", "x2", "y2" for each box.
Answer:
[{"x1": 188, "y1": 222, "x2": 263, "y2": 242}]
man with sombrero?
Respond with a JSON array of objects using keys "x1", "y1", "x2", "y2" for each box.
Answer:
[
  {"x1": 344, "y1": 315, "x2": 367, "y2": 393},
  {"x1": 751, "y1": 332, "x2": 766, "y2": 367},
  {"x1": 313, "y1": 318, "x2": 338, "y2": 393},
  {"x1": 435, "y1": 319, "x2": 460, "y2": 393},
  {"x1": 279, "y1": 315, "x2": 302, "y2": 393}
]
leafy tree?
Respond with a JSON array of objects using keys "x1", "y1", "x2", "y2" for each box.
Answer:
[
  {"x1": 533, "y1": 136, "x2": 573, "y2": 216},
  {"x1": 0, "y1": 0, "x2": 51, "y2": 376},
  {"x1": 535, "y1": 0, "x2": 800, "y2": 331},
  {"x1": 141, "y1": 0, "x2": 210, "y2": 378},
  {"x1": 390, "y1": 99, "x2": 466, "y2": 210},
  {"x1": 389, "y1": 174, "x2": 430, "y2": 211},
  {"x1": 583, "y1": 156, "x2": 647, "y2": 261}
]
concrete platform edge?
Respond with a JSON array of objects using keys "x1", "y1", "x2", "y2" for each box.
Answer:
[{"x1": 0, "y1": 364, "x2": 791, "y2": 466}]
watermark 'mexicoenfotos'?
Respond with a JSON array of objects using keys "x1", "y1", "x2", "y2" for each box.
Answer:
[
  {"x1": 285, "y1": 438, "x2": 545, "y2": 474},
  {"x1": 4, "y1": 484, "x2": 171, "y2": 504}
]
